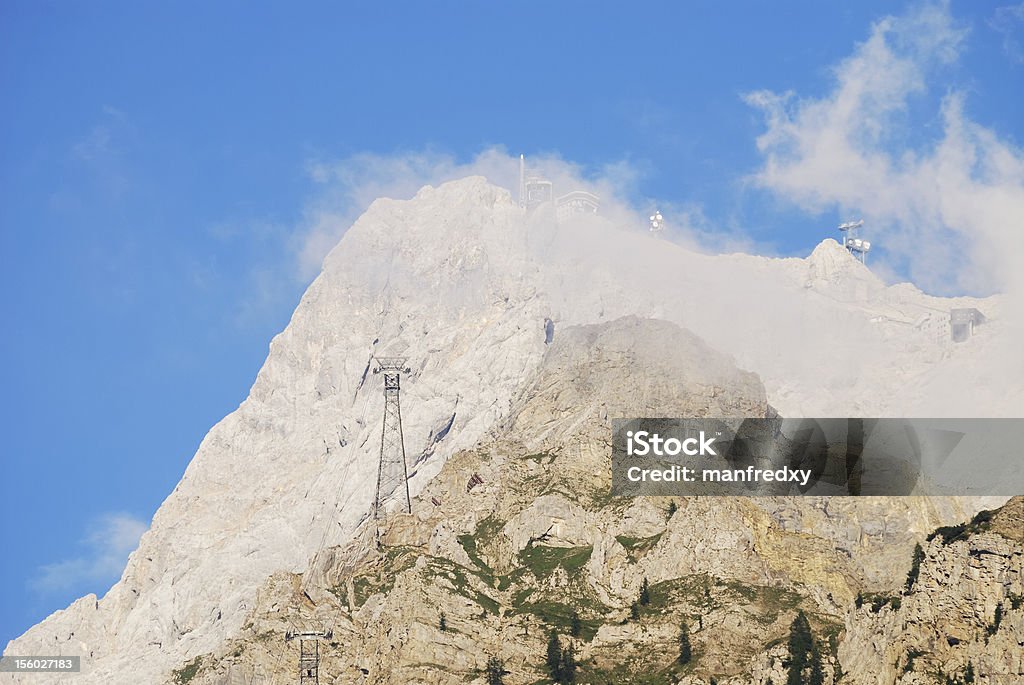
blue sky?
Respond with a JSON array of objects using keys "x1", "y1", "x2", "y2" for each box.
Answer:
[{"x1": 1, "y1": 1, "x2": 1021, "y2": 646}]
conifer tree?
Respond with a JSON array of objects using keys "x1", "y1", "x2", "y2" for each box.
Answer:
[
  {"x1": 546, "y1": 630, "x2": 562, "y2": 681},
  {"x1": 988, "y1": 603, "x2": 1003, "y2": 636},
  {"x1": 559, "y1": 643, "x2": 577, "y2": 683},
  {"x1": 639, "y1": 577, "x2": 651, "y2": 606},
  {"x1": 485, "y1": 656, "x2": 505, "y2": 685},
  {"x1": 905, "y1": 543, "x2": 925, "y2": 593},
  {"x1": 809, "y1": 642, "x2": 825, "y2": 685},
  {"x1": 678, "y1": 619, "x2": 692, "y2": 665},
  {"x1": 570, "y1": 610, "x2": 581, "y2": 638},
  {"x1": 786, "y1": 610, "x2": 813, "y2": 685}
]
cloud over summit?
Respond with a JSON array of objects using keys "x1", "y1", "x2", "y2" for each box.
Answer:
[{"x1": 746, "y1": 1, "x2": 1024, "y2": 303}]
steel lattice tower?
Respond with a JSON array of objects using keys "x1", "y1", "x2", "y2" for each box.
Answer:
[
  {"x1": 372, "y1": 357, "x2": 411, "y2": 523},
  {"x1": 285, "y1": 630, "x2": 332, "y2": 685}
]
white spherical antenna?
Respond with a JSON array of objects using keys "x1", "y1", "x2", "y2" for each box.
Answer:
[{"x1": 649, "y1": 210, "x2": 664, "y2": 232}]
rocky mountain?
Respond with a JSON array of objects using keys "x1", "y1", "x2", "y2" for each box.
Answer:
[
  {"x1": 158, "y1": 315, "x2": 1020, "y2": 685},
  {"x1": 840, "y1": 498, "x2": 1024, "y2": 684},
  {"x1": 5, "y1": 177, "x2": 1020, "y2": 684}
]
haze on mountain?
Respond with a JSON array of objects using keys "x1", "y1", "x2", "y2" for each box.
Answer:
[{"x1": 4, "y1": 171, "x2": 1021, "y2": 684}]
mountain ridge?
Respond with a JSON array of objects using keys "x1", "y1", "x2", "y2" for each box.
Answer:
[{"x1": 5, "y1": 176, "x2": 1017, "y2": 684}]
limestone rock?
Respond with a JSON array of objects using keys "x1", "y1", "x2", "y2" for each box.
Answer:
[{"x1": 4, "y1": 177, "x2": 1018, "y2": 684}]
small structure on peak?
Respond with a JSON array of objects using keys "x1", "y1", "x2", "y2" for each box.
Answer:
[
  {"x1": 519, "y1": 154, "x2": 600, "y2": 220},
  {"x1": 837, "y1": 219, "x2": 872, "y2": 264},
  {"x1": 649, "y1": 210, "x2": 664, "y2": 233},
  {"x1": 519, "y1": 154, "x2": 553, "y2": 210},
  {"x1": 950, "y1": 308, "x2": 985, "y2": 343},
  {"x1": 556, "y1": 189, "x2": 600, "y2": 221}
]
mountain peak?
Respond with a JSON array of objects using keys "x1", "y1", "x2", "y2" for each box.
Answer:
[
  {"x1": 414, "y1": 174, "x2": 509, "y2": 201},
  {"x1": 806, "y1": 238, "x2": 875, "y2": 284},
  {"x1": 5, "y1": 176, "x2": 1013, "y2": 684}
]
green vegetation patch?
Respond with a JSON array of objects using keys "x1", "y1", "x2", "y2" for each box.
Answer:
[
  {"x1": 172, "y1": 656, "x2": 203, "y2": 684},
  {"x1": 519, "y1": 544, "x2": 593, "y2": 579},
  {"x1": 348, "y1": 545, "x2": 422, "y2": 606},
  {"x1": 457, "y1": 514, "x2": 507, "y2": 580},
  {"x1": 495, "y1": 566, "x2": 529, "y2": 591},
  {"x1": 903, "y1": 648, "x2": 927, "y2": 674},
  {"x1": 817, "y1": 618, "x2": 845, "y2": 657},
  {"x1": 458, "y1": 534, "x2": 494, "y2": 577},
  {"x1": 521, "y1": 452, "x2": 554, "y2": 464},
  {"x1": 753, "y1": 585, "x2": 804, "y2": 620},
  {"x1": 512, "y1": 586, "x2": 536, "y2": 607},
  {"x1": 927, "y1": 509, "x2": 995, "y2": 545},
  {"x1": 581, "y1": 655, "x2": 690, "y2": 685},
  {"x1": 352, "y1": 574, "x2": 391, "y2": 606},
  {"x1": 515, "y1": 599, "x2": 602, "y2": 641},
  {"x1": 422, "y1": 556, "x2": 501, "y2": 615},
  {"x1": 720, "y1": 580, "x2": 804, "y2": 625},
  {"x1": 643, "y1": 575, "x2": 717, "y2": 615},
  {"x1": 475, "y1": 515, "x2": 506, "y2": 542},
  {"x1": 474, "y1": 590, "x2": 501, "y2": 615},
  {"x1": 640, "y1": 575, "x2": 807, "y2": 628},
  {"x1": 615, "y1": 532, "x2": 663, "y2": 561},
  {"x1": 861, "y1": 592, "x2": 902, "y2": 613}
]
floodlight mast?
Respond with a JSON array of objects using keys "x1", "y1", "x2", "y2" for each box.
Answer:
[{"x1": 838, "y1": 219, "x2": 871, "y2": 264}]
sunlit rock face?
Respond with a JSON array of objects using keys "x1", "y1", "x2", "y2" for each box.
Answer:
[{"x1": 5, "y1": 177, "x2": 1017, "y2": 684}]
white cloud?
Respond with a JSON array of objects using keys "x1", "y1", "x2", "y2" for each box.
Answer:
[
  {"x1": 31, "y1": 513, "x2": 147, "y2": 594},
  {"x1": 290, "y1": 145, "x2": 767, "y2": 286},
  {"x1": 232, "y1": 3, "x2": 1023, "y2": 331},
  {"x1": 746, "y1": 0, "x2": 1024, "y2": 305},
  {"x1": 55, "y1": 106, "x2": 135, "y2": 209},
  {"x1": 71, "y1": 125, "x2": 114, "y2": 162},
  {"x1": 217, "y1": 147, "x2": 670, "y2": 326},
  {"x1": 990, "y1": 3, "x2": 1024, "y2": 63},
  {"x1": 70, "y1": 106, "x2": 131, "y2": 164},
  {"x1": 208, "y1": 144, "x2": 741, "y2": 338},
  {"x1": 291, "y1": 147, "x2": 658, "y2": 280}
]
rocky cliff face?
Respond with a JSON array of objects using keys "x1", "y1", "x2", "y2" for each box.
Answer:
[
  {"x1": 840, "y1": 499, "x2": 1024, "y2": 684},
  {"x1": 5, "y1": 177, "x2": 1019, "y2": 684},
  {"x1": 159, "y1": 317, "x2": 1019, "y2": 684}
]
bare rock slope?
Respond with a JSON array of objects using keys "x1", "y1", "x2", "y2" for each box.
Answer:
[
  {"x1": 5, "y1": 177, "x2": 1019, "y2": 684},
  {"x1": 169, "y1": 316, "x2": 1021, "y2": 684}
]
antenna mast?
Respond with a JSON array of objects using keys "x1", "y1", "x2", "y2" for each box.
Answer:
[
  {"x1": 519, "y1": 154, "x2": 526, "y2": 208},
  {"x1": 838, "y1": 219, "x2": 872, "y2": 264}
]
